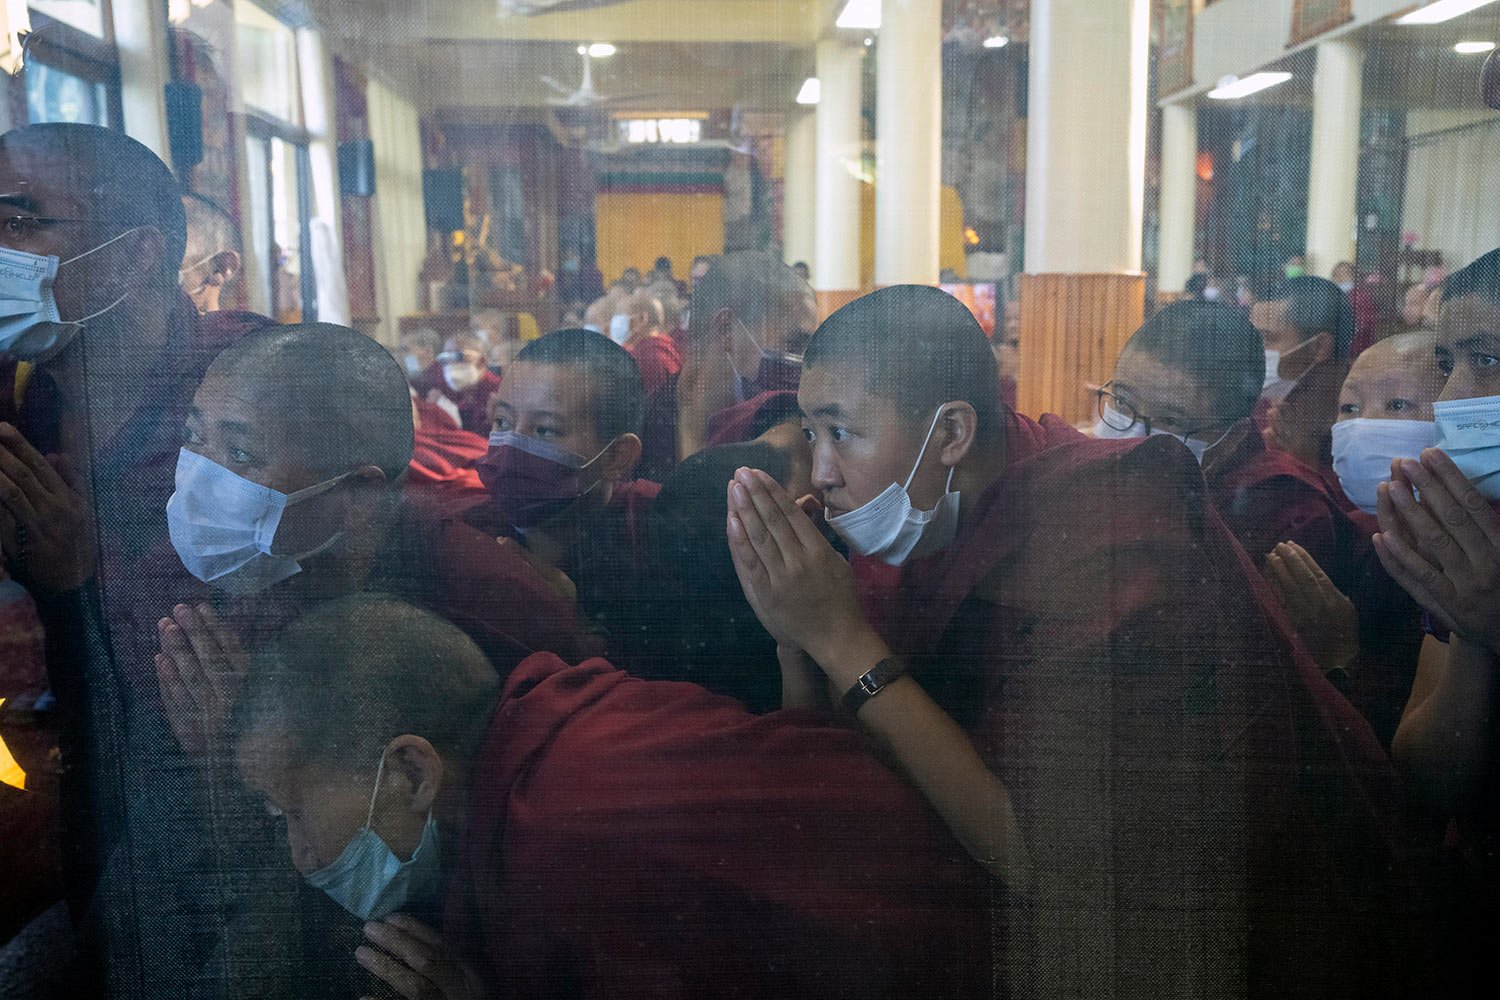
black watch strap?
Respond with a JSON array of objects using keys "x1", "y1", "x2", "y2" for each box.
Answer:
[{"x1": 841, "y1": 657, "x2": 907, "y2": 715}]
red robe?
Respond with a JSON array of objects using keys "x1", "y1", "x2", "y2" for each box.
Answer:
[
  {"x1": 703, "y1": 389, "x2": 800, "y2": 448},
  {"x1": 409, "y1": 395, "x2": 489, "y2": 492},
  {"x1": 444, "y1": 654, "x2": 992, "y2": 999},
  {"x1": 625, "y1": 332, "x2": 683, "y2": 398},
  {"x1": 413, "y1": 363, "x2": 502, "y2": 435},
  {"x1": 1205, "y1": 422, "x2": 1345, "y2": 570},
  {"x1": 853, "y1": 407, "x2": 1418, "y2": 998}
]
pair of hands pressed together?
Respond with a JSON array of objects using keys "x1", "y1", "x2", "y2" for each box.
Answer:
[
  {"x1": 0, "y1": 421, "x2": 95, "y2": 593},
  {"x1": 358, "y1": 914, "x2": 486, "y2": 1000},
  {"x1": 155, "y1": 602, "x2": 248, "y2": 757},
  {"x1": 724, "y1": 467, "x2": 883, "y2": 690},
  {"x1": 1266, "y1": 540, "x2": 1360, "y2": 675},
  {"x1": 1374, "y1": 448, "x2": 1500, "y2": 656}
]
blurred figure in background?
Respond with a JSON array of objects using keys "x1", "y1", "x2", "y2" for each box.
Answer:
[{"x1": 178, "y1": 194, "x2": 242, "y2": 315}]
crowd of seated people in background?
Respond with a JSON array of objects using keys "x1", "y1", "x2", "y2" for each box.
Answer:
[{"x1": 4, "y1": 119, "x2": 1500, "y2": 1000}]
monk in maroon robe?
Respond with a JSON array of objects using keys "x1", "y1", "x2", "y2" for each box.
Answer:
[
  {"x1": 1252, "y1": 276, "x2": 1355, "y2": 474},
  {"x1": 231, "y1": 596, "x2": 992, "y2": 1000},
  {"x1": 407, "y1": 391, "x2": 488, "y2": 492},
  {"x1": 411, "y1": 332, "x2": 502, "y2": 434},
  {"x1": 725, "y1": 286, "x2": 1421, "y2": 999},
  {"x1": 638, "y1": 252, "x2": 815, "y2": 480},
  {"x1": 1098, "y1": 300, "x2": 1345, "y2": 572}
]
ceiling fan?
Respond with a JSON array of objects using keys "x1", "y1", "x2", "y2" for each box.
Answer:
[{"x1": 541, "y1": 47, "x2": 615, "y2": 108}]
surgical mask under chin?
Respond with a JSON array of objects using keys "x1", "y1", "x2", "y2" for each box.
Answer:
[
  {"x1": 166, "y1": 449, "x2": 350, "y2": 595},
  {"x1": 1091, "y1": 404, "x2": 1224, "y2": 466},
  {"x1": 1332, "y1": 418, "x2": 1436, "y2": 514},
  {"x1": 826, "y1": 407, "x2": 961, "y2": 566},
  {"x1": 1435, "y1": 394, "x2": 1500, "y2": 500},
  {"x1": 729, "y1": 318, "x2": 803, "y2": 401},
  {"x1": 304, "y1": 753, "x2": 443, "y2": 922},
  {"x1": 609, "y1": 313, "x2": 632, "y2": 346},
  {"x1": 0, "y1": 228, "x2": 139, "y2": 362},
  {"x1": 1261, "y1": 337, "x2": 1319, "y2": 402}
]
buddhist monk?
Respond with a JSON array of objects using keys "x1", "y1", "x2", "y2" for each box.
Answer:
[
  {"x1": 639, "y1": 251, "x2": 816, "y2": 479},
  {"x1": 1252, "y1": 275, "x2": 1355, "y2": 470},
  {"x1": 1098, "y1": 299, "x2": 1344, "y2": 571},
  {"x1": 232, "y1": 595, "x2": 993, "y2": 999},
  {"x1": 473, "y1": 329, "x2": 655, "y2": 650},
  {"x1": 412, "y1": 332, "x2": 501, "y2": 434},
  {"x1": 725, "y1": 284, "x2": 1416, "y2": 999},
  {"x1": 1369, "y1": 249, "x2": 1500, "y2": 991},
  {"x1": 1266, "y1": 331, "x2": 1443, "y2": 748},
  {"x1": 616, "y1": 289, "x2": 682, "y2": 397}
]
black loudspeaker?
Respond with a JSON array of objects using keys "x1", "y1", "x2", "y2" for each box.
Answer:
[
  {"x1": 423, "y1": 168, "x2": 464, "y2": 232},
  {"x1": 1015, "y1": 54, "x2": 1028, "y2": 119},
  {"x1": 338, "y1": 139, "x2": 376, "y2": 196},
  {"x1": 164, "y1": 82, "x2": 203, "y2": 169}
]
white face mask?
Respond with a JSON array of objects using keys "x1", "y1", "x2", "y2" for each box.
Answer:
[
  {"x1": 1091, "y1": 403, "x2": 1226, "y2": 466},
  {"x1": 0, "y1": 228, "x2": 139, "y2": 362},
  {"x1": 826, "y1": 407, "x2": 961, "y2": 566},
  {"x1": 403, "y1": 354, "x2": 423, "y2": 377},
  {"x1": 1332, "y1": 418, "x2": 1436, "y2": 514},
  {"x1": 166, "y1": 449, "x2": 351, "y2": 595},
  {"x1": 443, "y1": 361, "x2": 481, "y2": 392},
  {"x1": 1261, "y1": 336, "x2": 1320, "y2": 402},
  {"x1": 1202, "y1": 285, "x2": 1223, "y2": 302},
  {"x1": 608, "y1": 313, "x2": 632, "y2": 346},
  {"x1": 1434, "y1": 394, "x2": 1500, "y2": 499},
  {"x1": 1337, "y1": 281, "x2": 1356, "y2": 294}
]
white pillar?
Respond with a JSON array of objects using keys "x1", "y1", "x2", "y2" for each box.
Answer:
[
  {"x1": 814, "y1": 39, "x2": 863, "y2": 293},
  {"x1": 112, "y1": 0, "x2": 172, "y2": 163},
  {"x1": 1306, "y1": 38, "x2": 1363, "y2": 278},
  {"x1": 783, "y1": 110, "x2": 817, "y2": 274},
  {"x1": 1159, "y1": 101, "x2": 1198, "y2": 293},
  {"x1": 1025, "y1": 0, "x2": 1150, "y2": 273},
  {"x1": 874, "y1": 0, "x2": 942, "y2": 286}
]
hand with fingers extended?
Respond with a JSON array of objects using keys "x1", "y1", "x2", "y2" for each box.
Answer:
[
  {"x1": 357, "y1": 914, "x2": 486, "y2": 1000},
  {"x1": 0, "y1": 422, "x2": 95, "y2": 593},
  {"x1": 1374, "y1": 448, "x2": 1500, "y2": 655},
  {"x1": 725, "y1": 467, "x2": 872, "y2": 673},
  {"x1": 1265, "y1": 540, "x2": 1360, "y2": 674},
  {"x1": 155, "y1": 603, "x2": 249, "y2": 757}
]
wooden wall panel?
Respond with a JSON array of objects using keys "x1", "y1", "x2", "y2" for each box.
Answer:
[{"x1": 1016, "y1": 273, "x2": 1147, "y2": 426}]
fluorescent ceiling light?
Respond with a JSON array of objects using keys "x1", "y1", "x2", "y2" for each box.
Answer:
[
  {"x1": 983, "y1": 35, "x2": 1009, "y2": 49},
  {"x1": 837, "y1": 0, "x2": 881, "y2": 31},
  {"x1": 1207, "y1": 72, "x2": 1293, "y2": 100},
  {"x1": 1456, "y1": 39, "x2": 1497, "y2": 52},
  {"x1": 587, "y1": 43, "x2": 616, "y2": 58},
  {"x1": 1398, "y1": 1, "x2": 1499, "y2": 26},
  {"x1": 796, "y1": 77, "x2": 821, "y2": 105}
]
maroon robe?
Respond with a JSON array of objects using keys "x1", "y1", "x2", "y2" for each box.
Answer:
[
  {"x1": 625, "y1": 332, "x2": 682, "y2": 398},
  {"x1": 409, "y1": 394, "x2": 488, "y2": 493},
  {"x1": 444, "y1": 654, "x2": 992, "y2": 999},
  {"x1": 703, "y1": 389, "x2": 800, "y2": 448},
  {"x1": 1205, "y1": 422, "x2": 1345, "y2": 570},
  {"x1": 413, "y1": 363, "x2": 503, "y2": 435},
  {"x1": 852, "y1": 406, "x2": 1419, "y2": 998}
]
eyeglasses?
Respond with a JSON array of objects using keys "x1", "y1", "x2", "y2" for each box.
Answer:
[
  {"x1": 0, "y1": 215, "x2": 115, "y2": 239},
  {"x1": 1096, "y1": 383, "x2": 1231, "y2": 439}
]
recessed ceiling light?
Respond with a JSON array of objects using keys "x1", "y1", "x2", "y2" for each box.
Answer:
[
  {"x1": 1456, "y1": 40, "x2": 1497, "y2": 53},
  {"x1": 1398, "y1": 1, "x2": 1499, "y2": 26},
  {"x1": 1207, "y1": 72, "x2": 1293, "y2": 100},
  {"x1": 587, "y1": 43, "x2": 616, "y2": 58},
  {"x1": 983, "y1": 35, "x2": 1009, "y2": 49},
  {"x1": 837, "y1": 0, "x2": 880, "y2": 31},
  {"x1": 796, "y1": 77, "x2": 821, "y2": 105}
]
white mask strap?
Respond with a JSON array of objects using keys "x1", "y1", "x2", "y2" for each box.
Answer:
[
  {"x1": 61, "y1": 226, "x2": 142, "y2": 267},
  {"x1": 178, "y1": 252, "x2": 219, "y2": 281},
  {"x1": 284, "y1": 469, "x2": 366, "y2": 506},
  {"x1": 903, "y1": 406, "x2": 950, "y2": 492},
  {"x1": 68, "y1": 290, "x2": 129, "y2": 326},
  {"x1": 363, "y1": 752, "x2": 389, "y2": 831}
]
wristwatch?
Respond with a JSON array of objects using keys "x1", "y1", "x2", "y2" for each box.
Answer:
[{"x1": 841, "y1": 657, "x2": 907, "y2": 715}]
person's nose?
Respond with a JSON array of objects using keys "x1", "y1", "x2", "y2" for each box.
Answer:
[
  {"x1": 1438, "y1": 370, "x2": 1476, "y2": 402},
  {"x1": 811, "y1": 443, "x2": 842, "y2": 494}
]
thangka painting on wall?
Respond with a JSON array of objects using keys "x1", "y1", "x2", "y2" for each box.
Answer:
[
  {"x1": 1290, "y1": 0, "x2": 1353, "y2": 47},
  {"x1": 1158, "y1": 0, "x2": 1194, "y2": 97}
]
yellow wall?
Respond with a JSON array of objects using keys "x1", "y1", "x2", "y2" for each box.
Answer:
[
  {"x1": 859, "y1": 184, "x2": 967, "y2": 287},
  {"x1": 595, "y1": 192, "x2": 726, "y2": 285}
]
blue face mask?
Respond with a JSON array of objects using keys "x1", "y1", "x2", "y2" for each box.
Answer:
[
  {"x1": 0, "y1": 229, "x2": 139, "y2": 362},
  {"x1": 1434, "y1": 394, "x2": 1500, "y2": 499},
  {"x1": 304, "y1": 752, "x2": 444, "y2": 922}
]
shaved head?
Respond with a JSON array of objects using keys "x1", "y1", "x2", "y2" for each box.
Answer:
[
  {"x1": 208, "y1": 323, "x2": 415, "y2": 479},
  {"x1": 1337, "y1": 331, "x2": 1444, "y2": 422},
  {"x1": 687, "y1": 251, "x2": 816, "y2": 351},
  {"x1": 804, "y1": 285, "x2": 1002, "y2": 443}
]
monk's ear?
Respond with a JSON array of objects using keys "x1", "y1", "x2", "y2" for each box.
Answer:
[
  {"x1": 601, "y1": 433, "x2": 642, "y2": 482},
  {"x1": 347, "y1": 464, "x2": 390, "y2": 492},
  {"x1": 937, "y1": 401, "x2": 979, "y2": 468},
  {"x1": 1310, "y1": 331, "x2": 1335, "y2": 365},
  {"x1": 211, "y1": 250, "x2": 241, "y2": 285},
  {"x1": 385, "y1": 735, "x2": 443, "y2": 814},
  {"x1": 710, "y1": 307, "x2": 735, "y2": 350}
]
